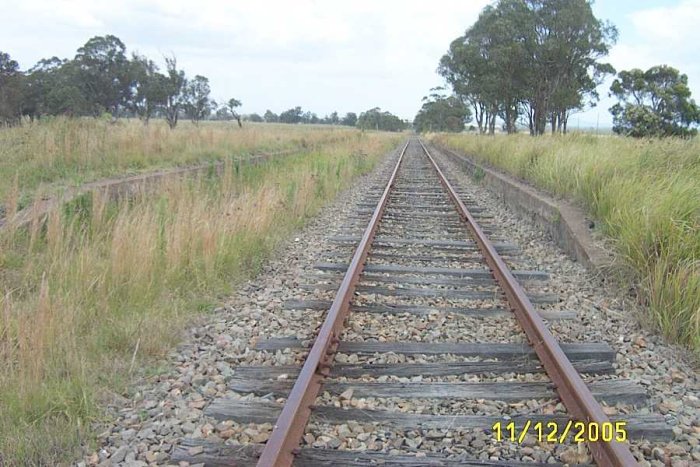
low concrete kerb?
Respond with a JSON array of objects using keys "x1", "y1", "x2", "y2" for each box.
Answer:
[
  {"x1": 0, "y1": 149, "x2": 298, "y2": 231},
  {"x1": 430, "y1": 142, "x2": 614, "y2": 274}
]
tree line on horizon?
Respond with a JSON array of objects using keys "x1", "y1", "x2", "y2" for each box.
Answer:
[
  {"x1": 415, "y1": 0, "x2": 699, "y2": 138},
  {"x1": 0, "y1": 35, "x2": 239, "y2": 128},
  {"x1": 0, "y1": 35, "x2": 409, "y2": 132},
  {"x1": 248, "y1": 107, "x2": 409, "y2": 131},
  {"x1": 239, "y1": 108, "x2": 357, "y2": 126}
]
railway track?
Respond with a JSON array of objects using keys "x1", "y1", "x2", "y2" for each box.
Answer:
[{"x1": 172, "y1": 139, "x2": 671, "y2": 466}]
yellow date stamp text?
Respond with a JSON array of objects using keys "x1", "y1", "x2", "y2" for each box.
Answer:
[{"x1": 491, "y1": 420, "x2": 628, "y2": 444}]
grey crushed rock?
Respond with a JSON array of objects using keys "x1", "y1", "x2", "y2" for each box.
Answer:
[
  {"x1": 432, "y1": 147, "x2": 699, "y2": 465},
  {"x1": 79, "y1": 143, "x2": 698, "y2": 466}
]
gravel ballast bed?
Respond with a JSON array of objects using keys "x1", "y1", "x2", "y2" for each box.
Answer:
[
  {"x1": 431, "y1": 147, "x2": 699, "y2": 466},
  {"x1": 80, "y1": 143, "x2": 697, "y2": 467}
]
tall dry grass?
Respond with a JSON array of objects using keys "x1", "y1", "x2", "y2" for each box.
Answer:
[
  {"x1": 0, "y1": 118, "x2": 356, "y2": 211},
  {"x1": 0, "y1": 129, "x2": 400, "y2": 464},
  {"x1": 433, "y1": 133, "x2": 700, "y2": 352}
]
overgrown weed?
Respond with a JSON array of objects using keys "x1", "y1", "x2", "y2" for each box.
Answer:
[
  {"x1": 0, "y1": 129, "x2": 400, "y2": 464},
  {"x1": 434, "y1": 133, "x2": 699, "y2": 352}
]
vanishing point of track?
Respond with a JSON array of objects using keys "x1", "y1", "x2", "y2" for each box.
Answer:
[{"x1": 173, "y1": 139, "x2": 669, "y2": 466}]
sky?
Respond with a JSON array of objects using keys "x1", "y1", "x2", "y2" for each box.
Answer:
[{"x1": 1, "y1": 0, "x2": 699, "y2": 128}]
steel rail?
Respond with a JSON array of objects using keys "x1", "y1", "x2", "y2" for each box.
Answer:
[
  {"x1": 256, "y1": 140, "x2": 410, "y2": 467},
  {"x1": 418, "y1": 139, "x2": 637, "y2": 467}
]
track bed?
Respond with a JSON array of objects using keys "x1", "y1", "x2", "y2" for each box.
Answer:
[{"x1": 170, "y1": 140, "x2": 673, "y2": 466}]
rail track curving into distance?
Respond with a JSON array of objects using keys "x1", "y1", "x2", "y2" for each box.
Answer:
[{"x1": 173, "y1": 139, "x2": 671, "y2": 466}]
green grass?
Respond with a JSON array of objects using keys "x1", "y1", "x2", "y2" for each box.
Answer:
[
  {"x1": 0, "y1": 118, "x2": 358, "y2": 213},
  {"x1": 0, "y1": 126, "x2": 400, "y2": 465},
  {"x1": 433, "y1": 133, "x2": 700, "y2": 352}
]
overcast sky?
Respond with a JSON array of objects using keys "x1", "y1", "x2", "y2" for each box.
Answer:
[{"x1": 2, "y1": 0, "x2": 698, "y2": 127}]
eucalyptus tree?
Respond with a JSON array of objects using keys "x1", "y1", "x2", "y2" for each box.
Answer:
[
  {"x1": 439, "y1": 0, "x2": 616, "y2": 135},
  {"x1": 227, "y1": 98, "x2": 242, "y2": 127},
  {"x1": 163, "y1": 56, "x2": 186, "y2": 129},
  {"x1": 74, "y1": 35, "x2": 131, "y2": 116},
  {"x1": 129, "y1": 54, "x2": 168, "y2": 124},
  {"x1": 23, "y1": 57, "x2": 60, "y2": 118},
  {"x1": 341, "y1": 112, "x2": 357, "y2": 126},
  {"x1": 301, "y1": 111, "x2": 319, "y2": 124},
  {"x1": 279, "y1": 106, "x2": 303, "y2": 124},
  {"x1": 414, "y1": 88, "x2": 471, "y2": 133},
  {"x1": 0, "y1": 51, "x2": 23, "y2": 123},
  {"x1": 27, "y1": 57, "x2": 90, "y2": 117},
  {"x1": 520, "y1": 0, "x2": 617, "y2": 134},
  {"x1": 439, "y1": 34, "x2": 495, "y2": 133},
  {"x1": 264, "y1": 110, "x2": 279, "y2": 123},
  {"x1": 475, "y1": 1, "x2": 529, "y2": 133},
  {"x1": 439, "y1": 3, "x2": 525, "y2": 134},
  {"x1": 183, "y1": 75, "x2": 212, "y2": 124},
  {"x1": 356, "y1": 108, "x2": 406, "y2": 132},
  {"x1": 610, "y1": 65, "x2": 700, "y2": 137},
  {"x1": 328, "y1": 111, "x2": 340, "y2": 125}
]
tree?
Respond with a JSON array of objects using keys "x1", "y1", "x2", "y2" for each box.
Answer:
[
  {"x1": 439, "y1": 0, "x2": 617, "y2": 135},
  {"x1": 520, "y1": 0, "x2": 617, "y2": 135},
  {"x1": 23, "y1": 57, "x2": 60, "y2": 118},
  {"x1": 213, "y1": 106, "x2": 227, "y2": 120},
  {"x1": 279, "y1": 106, "x2": 303, "y2": 124},
  {"x1": 210, "y1": 99, "x2": 219, "y2": 116},
  {"x1": 163, "y1": 56, "x2": 186, "y2": 129},
  {"x1": 610, "y1": 65, "x2": 700, "y2": 137},
  {"x1": 438, "y1": 4, "x2": 522, "y2": 134},
  {"x1": 26, "y1": 57, "x2": 90, "y2": 117},
  {"x1": 356, "y1": 108, "x2": 406, "y2": 132},
  {"x1": 226, "y1": 98, "x2": 242, "y2": 127},
  {"x1": 0, "y1": 51, "x2": 23, "y2": 124},
  {"x1": 263, "y1": 110, "x2": 278, "y2": 123},
  {"x1": 128, "y1": 54, "x2": 168, "y2": 124},
  {"x1": 3, "y1": 39, "x2": 234, "y2": 124},
  {"x1": 301, "y1": 111, "x2": 319, "y2": 124},
  {"x1": 74, "y1": 35, "x2": 131, "y2": 116},
  {"x1": 183, "y1": 75, "x2": 211, "y2": 124},
  {"x1": 245, "y1": 113, "x2": 264, "y2": 122},
  {"x1": 414, "y1": 88, "x2": 471, "y2": 133},
  {"x1": 341, "y1": 112, "x2": 357, "y2": 126}
]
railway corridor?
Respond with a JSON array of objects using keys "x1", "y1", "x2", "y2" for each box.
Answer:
[
  {"x1": 83, "y1": 140, "x2": 698, "y2": 467},
  {"x1": 170, "y1": 140, "x2": 671, "y2": 466}
]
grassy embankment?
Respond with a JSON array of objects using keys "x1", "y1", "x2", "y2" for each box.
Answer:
[
  {"x1": 0, "y1": 118, "x2": 356, "y2": 212},
  {"x1": 0, "y1": 118, "x2": 401, "y2": 464},
  {"x1": 433, "y1": 133, "x2": 699, "y2": 353}
]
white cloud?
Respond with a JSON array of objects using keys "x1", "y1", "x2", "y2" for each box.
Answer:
[
  {"x1": 630, "y1": 0, "x2": 700, "y2": 45},
  {"x1": 610, "y1": 0, "x2": 700, "y2": 73},
  {"x1": 0, "y1": 0, "x2": 489, "y2": 119},
  {"x1": 16, "y1": 0, "x2": 697, "y2": 126},
  {"x1": 17, "y1": 0, "x2": 105, "y2": 28},
  {"x1": 578, "y1": 0, "x2": 700, "y2": 127}
]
